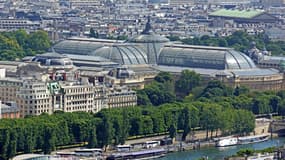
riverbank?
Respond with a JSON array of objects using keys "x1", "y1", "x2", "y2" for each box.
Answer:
[
  {"x1": 50, "y1": 118, "x2": 273, "y2": 159},
  {"x1": 122, "y1": 118, "x2": 271, "y2": 152},
  {"x1": 159, "y1": 137, "x2": 285, "y2": 160}
]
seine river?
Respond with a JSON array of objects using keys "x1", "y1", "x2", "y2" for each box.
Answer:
[{"x1": 159, "y1": 137, "x2": 285, "y2": 160}]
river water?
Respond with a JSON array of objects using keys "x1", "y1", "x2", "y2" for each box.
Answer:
[{"x1": 159, "y1": 137, "x2": 285, "y2": 160}]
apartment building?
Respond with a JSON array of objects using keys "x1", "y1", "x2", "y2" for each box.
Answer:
[
  {"x1": 0, "y1": 59, "x2": 137, "y2": 117},
  {"x1": 0, "y1": 78, "x2": 23, "y2": 102},
  {"x1": 107, "y1": 87, "x2": 137, "y2": 108},
  {"x1": 60, "y1": 82, "x2": 95, "y2": 113},
  {"x1": 0, "y1": 19, "x2": 41, "y2": 31},
  {"x1": 94, "y1": 85, "x2": 107, "y2": 112},
  {"x1": 17, "y1": 80, "x2": 52, "y2": 117}
]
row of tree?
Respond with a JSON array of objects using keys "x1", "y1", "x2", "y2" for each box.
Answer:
[
  {"x1": 0, "y1": 112, "x2": 99, "y2": 159},
  {"x1": 168, "y1": 31, "x2": 285, "y2": 55},
  {"x1": 0, "y1": 30, "x2": 51, "y2": 60},
  {"x1": 0, "y1": 100, "x2": 255, "y2": 159}
]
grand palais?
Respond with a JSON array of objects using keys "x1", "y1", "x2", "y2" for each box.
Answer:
[{"x1": 49, "y1": 20, "x2": 284, "y2": 91}]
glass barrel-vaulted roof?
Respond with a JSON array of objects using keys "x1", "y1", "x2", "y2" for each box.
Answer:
[
  {"x1": 53, "y1": 37, "x2": 122, "y2": 55},
  {"x1": 225, "y1": 50, "x2": 256, "y2": 69},
  {"x1": 91, "y1": 44, "x2": 148, "y2": 65},
  {"x1": 158, "y1": 44, "x2": 256, "y2": 70},
  {"x1": 128, "y1": 34, "x2": 170, "y2": 43}
]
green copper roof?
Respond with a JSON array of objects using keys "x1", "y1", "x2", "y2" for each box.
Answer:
[
  {"x1": 48, "y1": 82, "x2": 61, "y2": 94},
  {"x1": 209, "y1": 9, "x2": 264, "y2": 19}
]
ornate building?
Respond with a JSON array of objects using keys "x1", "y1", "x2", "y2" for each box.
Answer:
[
  {"x1": 52, "y1": 18, "x2": 285, "y2": 91},
  {"x1": 0, "y1": 52, "x2": 137, "y2": 117}
]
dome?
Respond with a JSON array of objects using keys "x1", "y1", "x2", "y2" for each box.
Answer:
[
  {"x1": 127, "y1": 17, "x2": 169, "y2": 64},
  {"x1": 32, "y1": 52, "x2": 73, "y2": 67},
  {"x1": 128, "y1": 34, "x2": 169, "y2": 64},
  {"x1": 158, "y1": 44, "x2": 256, "y2": 70},
  {"x1": 91, "y1": 44, "x2": 148, "y2": 65}
]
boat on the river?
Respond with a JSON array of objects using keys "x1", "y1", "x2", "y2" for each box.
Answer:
[
  {"x1": 215, "y1": 134, "x2": 270, "y2": 147},
  {"x1": 106, "y1": 148, "x2": 166, "y2": 160},
  {"x1": 215, "y1": 136, "x2": 238, "y2": 147},
  {"x1": 237, "y1": 134, "x2": 269, "y2": 145}
]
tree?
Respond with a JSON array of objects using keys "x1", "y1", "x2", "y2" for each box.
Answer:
[
  {"x1": 130, "y1": 117, "x2": 142, "y2": 136},
  {"x1": 252, "y1": 96, "x2": 271, "y2": 114},
  {"x1": 234, "y1": 86, "x2": 249, "y2": 96},
  {"x1": 200, "y1": 104, "x2": 222, "y2": 139},
  {"x1": 233, "y1": 110, "x2": 255, "y2": 135},
  {"x1": 277, "y1": 99, "x2": 285, "y2": 117},
  {"x1": 236, "y1": 148, "x2": 254, "y2": 156},
  {"x1": 180, "y1": 31, "x2": 285, "y2": 56},
  {"x1": 90, "y1": 28, "x2": 99, "y2": 38},
  {"x1": 169, "y1": 123, "x2": 177, "y2": 139},
  {"x1": 14, "y1": 29, "x2": 28, "y2": 47},
  {"x1": 218, "y1": 39, "x2": 228, "y2": 47},
  {"x1": 7, "y1": 129, "x2": 17, "y2": 159},
  {"x1": 150, "y1": 110, "x2": 165, "y2": 134},
  {"x1": 180, "y1": 107, "x2": 191, "y2": 141},
  {"x1": 143, "y1": 82, "x2": 176, "y2": 106},
  {"x1": 200, "y1": 80, "x2": 233, "y2": 99},
  {"x1": 42, "y1": 126, "x2": 56, "y2": 154},
  {"x1": 23, "y1": 126, "x2": 36, "y2": 153},
  {"x1": 175, "y1": 70, "x2": 201, "y2": 97},
  {"x1": 87, "y1": 127, "x2": 97, "y2": 148},
  {"x1": 267, "y1": 43, "x2": 283, "y2": 55},
  {"x1": 137, "y1": 90, "x2": 151, "y2": 106},
  {"x1": 154, "y1": 72, "x2": 174, "y2": 84},
  {"x1": 231, "y1": 95, "x2": 253, "y2": 111},
  {"x1": 27, "y1": 30, "x2": 51, "y2": 53},
  {"x1": 219, "y1": 108, "x2": 235, "y2": 135},
  {"x1": 119, "y1": 109, "x2": 130, "y2": 144},
  {"x1": 141, "y1": 116, "x2": 153, "y2": 136},
  {"x1": 97, "y1": 116, "x2": 114, "y2": 150},
  {"x1": 269, "y1": 95, "x2": 281, "y2": 113},
  {"x1": 0, "y1": 129, "x2": 10, "y2": 160},
  {"x1": 178, "y1": 105, "x2": 199, "y2": 141}
]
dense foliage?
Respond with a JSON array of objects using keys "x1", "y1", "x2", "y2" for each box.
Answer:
[
  {"x1": 170, "y1": 31, "x2": 285, "y2": 55},
  {"x1": 0, "y1": 30, "x2": 51, "y2": 60},
  {"x1": 137, "y1": 71, "x2": 201, "y2": 105},
  {"x1": 0, "y1": 112, "x2": 99, "y2": 159},
  {"x1": 235, "y1": 147, "x2": 276, "y2": 157},
  {"x1": 139, "y1": 71, "x2": 285, "y2": 116},
  {"x1": 0, "y1": 102, "x2": 254, "y2": 159},
  {"x1": 137, "y1": 72, "x2": 176, "y2": 106}
]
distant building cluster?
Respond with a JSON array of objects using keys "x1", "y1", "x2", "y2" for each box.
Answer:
[
  {"x1": 2, "y1": 17, "x2": 285, "y2": 118},
  {"x1": 0, "y1": 52, "x2": 138, "y2": 118},
  {"x1": 1, "y1": 0, "x2": 285, "y2": 118},
  {"x1": 0, "y1": 0, "x2": 284, "y2": 41}
]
